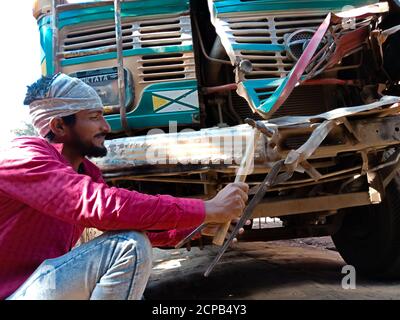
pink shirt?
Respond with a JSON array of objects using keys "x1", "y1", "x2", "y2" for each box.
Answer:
[{"x1": 0, "y1": 137, "x2": 205, "y2": 299}]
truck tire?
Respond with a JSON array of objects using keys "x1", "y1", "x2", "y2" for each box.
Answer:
[
  {"x1": 332, "y1": 173, "x2": 400, "y2": 278},
  {"x1": 388, "y1": 0, "x2": 400, "y2": 11}
]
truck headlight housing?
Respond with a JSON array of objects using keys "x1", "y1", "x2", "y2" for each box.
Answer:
[{"x1": 69, "y1": 67, "x2": 134, "y2": 115}]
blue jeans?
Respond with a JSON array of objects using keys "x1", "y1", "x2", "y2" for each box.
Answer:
[{"x1": 7, "y1": 231, "x2": 153, "y2": 300}]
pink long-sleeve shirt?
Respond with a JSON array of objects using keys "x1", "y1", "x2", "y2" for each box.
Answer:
[{"x1": 0, "y1": 137, "x2": 205, "y2": 299}]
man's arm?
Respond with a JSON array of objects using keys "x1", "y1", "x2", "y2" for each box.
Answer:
[
  {"x1": 146, "y1": 229, "x2": 199, "y2": 247},
  {"x1": 0, "y1": 138, "x2": 205, "y2": 232},
  {"x1": 146, "y1": 182, "x2": 250, "y2": 247}
]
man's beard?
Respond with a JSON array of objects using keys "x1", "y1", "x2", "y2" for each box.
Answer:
[{"x1": 70, "y1": 130, "x2": 108, "y2": 158}]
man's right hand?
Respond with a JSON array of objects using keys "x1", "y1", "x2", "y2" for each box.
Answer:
[{"x1": 203, "y1": 182, "x2": 249, "y2": 224}]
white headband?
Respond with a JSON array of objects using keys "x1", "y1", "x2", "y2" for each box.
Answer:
[{"x1": 29, "y1": 73, "x2": 103, "y2": 137}]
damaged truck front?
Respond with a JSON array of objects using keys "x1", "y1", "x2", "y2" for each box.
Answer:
[{"x1": 33, "y1": 0, "x2": 400, "y2": 277}]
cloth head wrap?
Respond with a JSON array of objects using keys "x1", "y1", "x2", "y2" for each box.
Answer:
[{"x1": 29, "y1": 73, "x2": 104, "y2": 137}]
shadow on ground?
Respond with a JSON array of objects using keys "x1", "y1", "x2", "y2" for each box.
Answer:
[{"x1": 145, "y1": 239, "x2": 400, "y2": 300}]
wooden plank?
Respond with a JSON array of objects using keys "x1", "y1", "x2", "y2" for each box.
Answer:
[{"x1": 252, "y1": 192, "x2": 372, "y2": 218}]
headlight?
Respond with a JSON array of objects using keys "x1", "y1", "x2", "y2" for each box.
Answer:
[{"x1": 69, "y1": 67, "x2": 134, "y2": 115}]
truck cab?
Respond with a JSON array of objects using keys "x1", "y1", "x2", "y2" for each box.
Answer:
[{"x1": 32, "y1": 0, "x2": 400, "y2": 278}]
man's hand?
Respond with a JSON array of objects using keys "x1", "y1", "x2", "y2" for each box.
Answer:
[{"x1": 203, "y1": 182, "x2": 249, "y2": 224}]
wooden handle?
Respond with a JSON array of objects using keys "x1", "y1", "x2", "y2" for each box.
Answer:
[
  {"x1": 212, "y1": 221, "x2": 231, "y2": 246},
  {"x1": 212, "y1": 129, "x2": 262, "y2": 246}
]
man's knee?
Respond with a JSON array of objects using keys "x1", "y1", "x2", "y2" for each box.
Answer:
[
  {"x1": 113, "y1": 231, "x2": 152, "y2": 268},
  {"x1": 111, "y1": 231, "x2": 152, "y2": 300}
]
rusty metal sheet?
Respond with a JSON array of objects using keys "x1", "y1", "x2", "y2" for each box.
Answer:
[
  {"x1": 266, "y1": 95, "x2": 400, "y2": 127},
  {"x1": 94, "y1": 96, "x2": 400, "y2": 173},
  {"x1": 95, "y1": 125, "x2": 267, "y2": 171},
  {"x1": 251, "y1": 192, "x2": 372, "y2": 218}
]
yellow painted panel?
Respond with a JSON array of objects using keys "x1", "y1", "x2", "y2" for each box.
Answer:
[
  {"x1": 152, "y1": 96, "x2": 169, "y2": 111},
  {"x1": 41, "y1": 60, "x2": 47, "y2": 76}
]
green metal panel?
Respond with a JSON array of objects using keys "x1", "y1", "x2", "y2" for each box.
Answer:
[
  {"x1": 239, "y1": 78, "x2": 286, "y2": 114},
  {"x1": 60, "y1": 45, "x2": 194, "y2": 67},
  {"x1": 58, "y1": 0, "x2": 190, "y2": 29},
  {"x1": 212, "y1": 0, "x2": 377, "y2": 15},
  {"x1": 105, "y1": 80, "x2": 200, "y2": 132},
  {"x1": 232, "y1": 44, "x2": 286, "y2": 52},
  {"x1": 37, "y1": 16, "x2": 54, "y2": 75},
  {"x1": 37, "y1": 0, "x2": 192, "y2": 74},
  {"x1": 107, "y1": 111, "x2": 197, "y2": 132}
]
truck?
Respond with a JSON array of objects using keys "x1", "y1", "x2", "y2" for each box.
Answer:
[{"x1": 32, "y1": 0, "x2": 400, "y2": 278}]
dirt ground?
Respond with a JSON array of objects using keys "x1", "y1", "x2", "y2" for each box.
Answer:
[{"x1": 145, "y1": 236, "x2": 400, "y2": 300}]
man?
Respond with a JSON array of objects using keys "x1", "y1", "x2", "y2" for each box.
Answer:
[{"x1": 0, "y1": 73, "x2": 249, "y2": 300}]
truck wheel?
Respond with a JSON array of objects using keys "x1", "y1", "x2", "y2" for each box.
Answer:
[
  {"x1": 332, "y1": 174, "x2": 400, "y2": 278},
  {"x1": 388, "y1": 0, "x2": 400, "y2": 11}
]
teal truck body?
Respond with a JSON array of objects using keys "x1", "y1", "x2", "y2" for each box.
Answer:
[{"x1": 33, "y1": 0, "x2": 400, "y2": 278}]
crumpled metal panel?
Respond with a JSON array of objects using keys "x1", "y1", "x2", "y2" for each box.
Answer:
[{"x1": 208, "y1": 0, "x2": 389, "y2": 118}]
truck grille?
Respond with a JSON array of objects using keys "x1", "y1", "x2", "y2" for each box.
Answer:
[
  {"x1": 62, "y1": 14, "x2": 193, "y2": 53},
  {"x1": 232, "y1": 85, "x2": 330, "y2": 120},
  {"x1": 221, "y1": 12, "x2": 327, "y2": 79},
  {"x1": 61, "y1": 14, "x2": 196, "y2": 83},
  {"x1": 138, "y1": 52, "x2": 196, "y2": 83},
  {"x1": 62, "y1": 23, "x2": 135, "y2": 51}
]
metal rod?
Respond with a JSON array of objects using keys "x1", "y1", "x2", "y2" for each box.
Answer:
[
  {"x1": 175, "y1": 223, "x2": 208, "y2": 249},
  {"x1": 58, "y1": 45, "x2": 118, "y2": 59},
  {"x1": 113, "y1": 0, "x2": 130, "y2": 134},
  {"x1": 302, "y1": 79, "x2": 357, "y2": 86},
  {"x1": 57, "y1": 1, "x2": 114, "y2": 12},
  {"x1": 212, "y1": 128, "x2": 263, "y2": 246},
  {"x1": 51, "y1": 0, "x2": 59, "y2": 74},
  {"x1": 202, "y1": 83, "x2": 238, "y2": 95},
  {"x1": 192, "y1": 13, "x2": 231, "y2": 65},
  {"x1": 217, "y1": 101, "x2": 225, "y2": 126},
  {"x1": 227, "y1": 90, "x2": 244, "y2": 124},
  {"x1": 204, "y1": 160, "x2": 288, "y2": 277}
]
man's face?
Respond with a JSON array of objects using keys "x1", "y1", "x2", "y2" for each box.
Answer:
[{"x1": 65, "y1": 110, "x2": 111, "y2": 158}]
